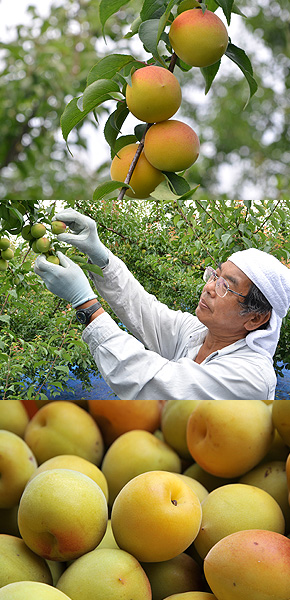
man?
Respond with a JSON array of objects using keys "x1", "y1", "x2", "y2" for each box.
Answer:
[{"x1": 34, "y1": 208, "x2": 290, "y2": 400}]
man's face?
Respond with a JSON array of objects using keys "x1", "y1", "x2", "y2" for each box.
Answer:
[{"x1": 196, "y1": 260, "x2": 253, "y2": 337}]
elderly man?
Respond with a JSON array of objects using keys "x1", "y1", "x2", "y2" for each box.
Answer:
[{"x1": 34, "y1": 209, "x2": 290, "y2": 400}]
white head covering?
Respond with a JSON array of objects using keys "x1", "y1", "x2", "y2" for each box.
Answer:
[{"x1": 228, "y1": 248, "x2": 290, "y2": 359}]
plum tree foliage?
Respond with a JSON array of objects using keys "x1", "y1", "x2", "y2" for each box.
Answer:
[{"x1": 1, "y1": 0, "x2": 290, "y2": 398}]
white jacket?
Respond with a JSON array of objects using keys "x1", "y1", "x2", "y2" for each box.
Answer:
[{"x1": 82, "y1": 251, "x2": 277, "y2": 400}]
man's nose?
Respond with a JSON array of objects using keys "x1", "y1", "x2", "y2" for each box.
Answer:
[{"x1": 204, "y1": 279, "x2": 216, "y2": 295}]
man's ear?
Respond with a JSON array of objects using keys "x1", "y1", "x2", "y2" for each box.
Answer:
[{"x1": 244, "y1": 310, "x2": 271, "y2": 332}]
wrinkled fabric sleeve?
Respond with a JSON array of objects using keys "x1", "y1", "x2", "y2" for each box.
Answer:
[
  {"x1": 87, "y1": 250, "x2": 203, "y2": 360},
  {"x1": 82, "y1": 313, "x2": 272, "y2": 400}
]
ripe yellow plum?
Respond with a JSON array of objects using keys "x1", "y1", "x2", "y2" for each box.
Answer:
[
  {"x1": 0, "y1": 430, "x2": 37, "y2": 509},
  {"x1": 144, "y1": 120, "x2": 200, "y2": 172},
  {"x1": 0, "y1": 581, "x2": 73, "y2": 600},
  {"x1": 57, "y1": 547, "x2": 152, "y2": 600},
  {"x1": 101, "y1": 429, "x2": 181, "y2": 505},
  {"x1": 18, "y1": 469, "x2": 108, "y2": 561},
  {"x1": 111, "y1": 470, "x2": 202, "y2": 562},
  {"x1": 272, "y1": 399, "x2": 290, "y2": 445},
  {"x1": 24, "y1": 400, "x2": 104, "y2": 466},
  {"x1": 186, "y1": 400, "x2": 274, "y2": 478},
  {"x1": 204, "y1": 529, "x2": 290, "y2": 600},
  {"x1": 110, "y1": 143, "x2": 164, "y2": 199},
  {"x1": 126, "y1": 65, "x2": 182, "y2": 123},
  {"x1": 194, "y1": 483, "x2": 285, "y2": 559},
  {"x1": 169, "y1": 8, "x2": 228, "y2": 68},
  {"x1": 27, "y1": 454, "x2": 108, "y2": 501},
  {"x1": 0, "y1": 400, "x2": 29, "y2": 437},
  {"x1": 161, "y1": 400, "x2": 201, "y2": 459},
  {"x1": 0, "y1": 534, "x2": 52, "y2": 588}
]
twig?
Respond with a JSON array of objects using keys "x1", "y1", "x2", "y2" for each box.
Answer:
[
  {"x1": 254, "y1": 198, "x2": 284, "y2": 234},
  {"x1": 173, "y1": 199, "x2": 216, "y2": 263}
]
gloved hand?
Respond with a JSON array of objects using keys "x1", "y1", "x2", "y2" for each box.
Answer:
[
  {"x1": 34, "y1": 251, "x2": 98, "y2": 308},
  {"x1": 52, "y1": 208, "x2": 109, "y2": 267}
]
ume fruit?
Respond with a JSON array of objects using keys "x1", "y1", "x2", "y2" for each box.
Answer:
[
  {"x1": 169, "y1": 8, "x2": 228, "y2": 68},
  {"x1": 110, "y1": 143, "x2": 164, "y2": 199},
  {"x1": 126, "y1": 65, "x2": 182, "y2": 123},
  {"x1": 144, "y1": 120, "x2": 200, "y2": 172}
]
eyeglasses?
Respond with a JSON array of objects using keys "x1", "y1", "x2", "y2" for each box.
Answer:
[{"x1": 203, "y1": 266, "x2": 247, "y2": 299}]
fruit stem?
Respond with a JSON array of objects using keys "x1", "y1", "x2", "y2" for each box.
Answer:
[{"x1": 117, "y1": 123, "x2": 153, "y2": 202}]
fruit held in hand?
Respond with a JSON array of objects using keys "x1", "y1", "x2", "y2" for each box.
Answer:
[
  {"x1": 31, "y1": 223, "x2": 46, "y2": 238},
  {"x1": 18, "y1": 469, "x2": 108, "y2": 561},
  {"x1": 144, "y1": 120, "x2": 200, "y2": 172},
  {"x1": 126, "y1": 65, "x2": 182, "y2": 123},
  {"x1": 35, "y1": 237, "x2": 51, "y2": 253},
  {"x1": 0, "y1": 258, "x2": 8, "y2": 271},
  {"x1": 110, "y1": 143, "x2": 164, "y2": 199},
  {"x1": 51, "y1": 220, "x2": 67, "y2": 235},
  {"x1": 0, "y1": 237, "x2": 10, "y2": 250},
  {"x1": 111, "y1": 470, "x2": 202, "y2": 562},
  {"x1": 169, "y1": 8, "x2": 228, "y2": 68},
  {"x1": 46, "y1": 255, "x2": 60, "y2": 265},
  {"x1": 1, "y1": 248, "x2": 14, "y2": 260}
]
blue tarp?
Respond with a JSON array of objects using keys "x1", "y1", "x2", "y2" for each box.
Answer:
[{"x1": 34, "y1": 363, "x2": 290, "y2": 400}]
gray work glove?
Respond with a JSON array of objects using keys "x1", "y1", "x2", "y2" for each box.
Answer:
[
  {"x1": 34, "y1": 251, "x2": 98, "y2": 308},
  {"x1": 53, "y1": 208, "x2": 109, "y2": 267}
]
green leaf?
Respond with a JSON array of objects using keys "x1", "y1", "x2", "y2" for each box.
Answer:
[
  {"x1": 93, "y1": 180, "x2": 132, "y2": 201},
  {"x1": 114, "y1": 135, "x2": 137, "y2": 155},
  {"x1": 163, "y1": 172, "x2": 191, "y2": 195},
  {"x1": 104, "y1": 102, "x2": 129, "y2": 153},
  {"x1": 0, "y1": 315, "x2": 10, "y2": 324},
  {"x1": 138, "y1": 19, "x2": 167, "y2": 66},
  {"x1": 205, "y1": 0, "x2": 219, "y2": 11},
  {"x1": 99, "y1": 0, "x2": 131, "y2": 34},
  {"x1": 200, "y1": 60, "x2": 221, "y2": 94},
  {"x1": 225, "y1": 43, "x2": 258, "y2": 106},
  {"x1": 221, "y1": 232, "x2": 233, "y2": 246},
  {"x1": 157, "y1": 0, "x2": 178, "y2": 42},
  {"x1": 215, "y1": 0, "x2": 234, "y2": 24},
  {"x1": 124, "y1": 16, "x2": 142, "y2": 38},
  {"x1": 231, "y1": 4, "x2": 247, "y2": 18},
  {"x1": 82, "y1": 79, "x2": 120, "y2": 113},
  {"x1": 140, "y1": 0, "x2": 166, "y2": 21},
  {"x1": 87, "y1": 54, "x2": 136, "y2": 86},
  {"x1": 150, "y1": 180, "x2": 181, "y2": 202},
  {"x1": 60, "y1": 97, "x2": 94, "y2": 145},
  {"x1": 80, "y1": 263, "x2": 104, "y2": 277},
  {"x1": 134, "y1": 124, "x2": 148, "y2": 142}
]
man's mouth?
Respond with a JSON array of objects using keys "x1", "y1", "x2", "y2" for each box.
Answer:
[{"x1": 199, "y1": 296, "x2": 210, "y2": 310}]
